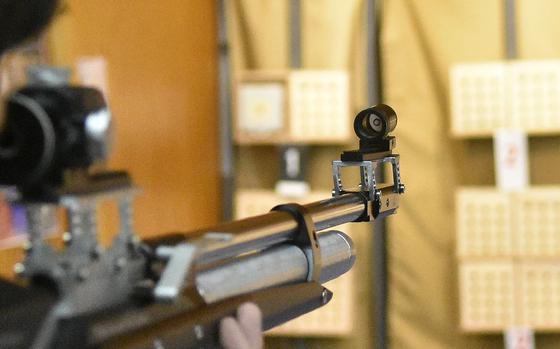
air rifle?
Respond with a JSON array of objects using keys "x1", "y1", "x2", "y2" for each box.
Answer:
[{"x1": 0, "y1": 72, "x2": 405, "y2": 348}]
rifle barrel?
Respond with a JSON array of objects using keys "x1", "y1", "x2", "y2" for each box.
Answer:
[{"x1": 194, "y1": 193, "x2": 366, "y2": 265}]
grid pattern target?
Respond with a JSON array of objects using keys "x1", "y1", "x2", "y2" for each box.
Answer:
[
  {"x1": 513, "y1": 188, "x2": 560, "y2": 257},
  {"x1": 456, "y1": 188, "x2": 512, "y2": 257},
  {"x1": 519, "y1": 262, "x2": 560, "y2": 329},
  {"x1": 457, "y1": 187, "x2": 560, "y2": 331},
  {"x1": 451, "y1": 63, "x2": 508, "y2": 136},
  {"x1": 451, "y1": 60, "x2": 560, "y2": 136},
  {"x1": 511, "y1": 61, "x2": 560, "y2": 132},
  {"x1": 289, "y1": 71, "x2": 350, "y2": 141},
  {"x1": 235, "y1": 189, "x2": 355, "y2": 336},
  {"x1": 459, "y1": 260, "x2": 516, "y2": 331},
  {"x1": 234, "y1": 70, "x2": 351, "y2": 144}
]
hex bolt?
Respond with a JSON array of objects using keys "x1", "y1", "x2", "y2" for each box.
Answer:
[
  {"x1": 194, "y1": 325, "x2": 204, "y2": 340},
  {"x1": 22, "y1": 240, "x2": 33, "y2": 252},
  {"x1": 13, "y1": 263, "x2": 25, "y2": 275},
  {"x1": 321, "y1": 288, "x2": 329, "y2": 305},
  {"x1": 77, "y1": 267, "x2": 90, "y2": 281},
  {"x1": 152, "y1": 339, "x2": 165, "y2": 349},
  {"x1": 62, "y1": 232, "x2": 72, "y2": 244}
]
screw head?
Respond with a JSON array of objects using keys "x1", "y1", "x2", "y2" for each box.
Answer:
[
  {"x1": 131, "y1": 235, "x2": 141, "y2": 246},
  {"x1": 194, "y1": 325, "x2": 204, "y2": 340},
  {"x1": 13, "y1": 263, "x2": 25, "y2": 275},
  {"x1": 62, "y1": 232, "x2": 72, "y2": 244},
  {"x1": 77, "y1": 267, "x2": 90, "y2": 281},
  {"x1": 22, "y1": 241, "x2": 33, "y2": 252},
  {"x1": 114, "y1": 257, "x2": 127, "y2": 272},
  {"x1": 92, "y1": 246, "x2": 104, "y2": 259},
  {"x1": 152, "y1": 339, "x2": 165, "y2": 349},
  {"x1": 321, "y1": 288, "x2": 329, "y2": 305}
]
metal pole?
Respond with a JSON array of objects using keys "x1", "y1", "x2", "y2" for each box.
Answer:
[
  {"x1": 367, "y1": 0, "x2": 382, "y2": 105},
  {"x1": 504, "y1": 0, "x2": 517, "y2": 59},
  {"x1": 290, "y1": 0, "x2": 302, "y2": 69},
  {"x1": 289, "y1": 5, "x2": 306, "y2": 346},
  {"x1": 217, "y1": 0, "x2": 235, "y2": 221},
  {"x1": 366, "y1": 0, "x2": 388, "y2": 348}
]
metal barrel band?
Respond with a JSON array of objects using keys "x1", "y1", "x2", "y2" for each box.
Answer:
[
  {"x1": 271, "y1": 203, "x2": 322, "y2": 282},
  {"x1": 351, "y1": 191, "x2": 371, "y2": 222}
]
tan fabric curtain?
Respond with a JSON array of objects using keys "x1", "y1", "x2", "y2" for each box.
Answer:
[{"x1": 384, "y1": 0, "x2": 560, "y2": 348}]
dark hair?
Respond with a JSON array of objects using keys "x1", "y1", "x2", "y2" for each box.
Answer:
[{"x1": 0, "y1": 0, "x2": 60, "y2": 54}]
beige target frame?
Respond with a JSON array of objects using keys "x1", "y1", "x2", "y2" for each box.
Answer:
[
  {"x1": 234, "y1": 70, "x2": 351, "y2": 145},
  {"x1": 451, "y1": 60, "x2": 560, "y2": 137},
  {"x1": 457, "y1": 186, "x2": 560, "y2": 331}
]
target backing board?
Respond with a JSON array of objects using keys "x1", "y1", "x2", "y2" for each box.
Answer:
[
  {"x1": 459, "y1": 260, "x2": 516, "y2": 332},
  {"x1": 457, "y1": 187, "x2": 560, "y2": 332},
  {"x1": 518, "y1": 261, "x2": 560, "y2": 330},
  {"x1": 451, "y1": 60, "x2": 560, "y2": 137},
  {"x1": 451, "y1": 63, "x2": 508, "y2": 137},
  {"x1": 234, "y1": 70, "x2": 351, "y2": 144},
  {"x1": 456, "y1": 188, "x2": 512, "y2": 257},
  {"x1": 512, "y1": 187, "x2": 560, "y2": 257}
]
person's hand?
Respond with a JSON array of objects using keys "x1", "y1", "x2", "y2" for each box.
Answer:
[{"x1": 219, "y1": 303, "x2": 263, "y2": 349}]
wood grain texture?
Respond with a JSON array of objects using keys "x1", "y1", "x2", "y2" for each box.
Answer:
[{"x1": 48, "y1": 1, "x2": 220, "y2": 239}]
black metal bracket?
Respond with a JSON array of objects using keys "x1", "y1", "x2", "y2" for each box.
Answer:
[{"x1": 271, "y1": 203, "x2": 322, "y2": 282}]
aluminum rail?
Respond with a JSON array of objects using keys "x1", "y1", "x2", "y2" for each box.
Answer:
[{"x1": 191, "y1": 193, "x2": 367, "y2": 266}]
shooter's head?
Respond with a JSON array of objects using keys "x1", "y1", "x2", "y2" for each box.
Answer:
[{"x1": 0, "y1": 0, "x2": 61, "y2": 55}]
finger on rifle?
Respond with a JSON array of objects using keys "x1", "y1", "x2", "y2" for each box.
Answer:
[
  {"x1": 219, "y1": 316, "x2": 250, "y2": 349},
  {"x1": 237, "y1": 303, "x2": 263, "y2": 349}
]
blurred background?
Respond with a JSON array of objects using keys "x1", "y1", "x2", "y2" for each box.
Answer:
[{"x1": 2, "y1": 0, "x2": 560, "y2": 348}]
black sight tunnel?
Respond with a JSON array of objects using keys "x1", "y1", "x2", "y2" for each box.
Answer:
[{"x1": 353, "y1": 104, "x2": 397, "y2": 140}]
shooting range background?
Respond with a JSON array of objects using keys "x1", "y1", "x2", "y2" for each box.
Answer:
[
  {"x1": 230, "y1": 0, "x2": 560, "y2": 348},
  {"x1": 2, "y1": 0, "x2": 560, "y2": 347}
]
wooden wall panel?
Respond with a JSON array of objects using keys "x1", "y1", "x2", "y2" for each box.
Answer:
[{"x1": 49, "y1": 1, "x2": 220, "y2": 239}]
